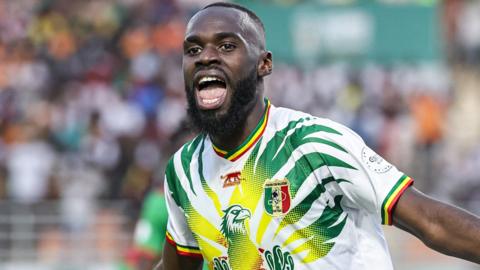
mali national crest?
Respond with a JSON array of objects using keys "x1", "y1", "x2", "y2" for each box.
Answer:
[{"x1": 264, "y1": 178, "x2": 291, "y2": 217}]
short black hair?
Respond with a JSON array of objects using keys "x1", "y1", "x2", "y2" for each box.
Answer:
[{"x1": 202, "y1": 2, "x2": 265, "y2": 36}]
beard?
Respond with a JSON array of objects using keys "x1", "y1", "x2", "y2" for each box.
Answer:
[{"x1": 186, "y1": 67, "x2": 258, "y2": 138}]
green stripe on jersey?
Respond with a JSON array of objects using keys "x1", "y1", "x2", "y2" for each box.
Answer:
[{"x1": 181, "y1": 135, "x2": 203, "y2": 195}]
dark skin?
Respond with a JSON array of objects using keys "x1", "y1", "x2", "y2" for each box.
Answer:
[
  {"x1": 182, "y1": 6, "x2": 271, "y2": 151},
  {"x1": 394, "y1": 187, "x2": 480, "y2": 263},
  {"x1": 157, "y1": 6, "x2": 480, "y2": 270}
]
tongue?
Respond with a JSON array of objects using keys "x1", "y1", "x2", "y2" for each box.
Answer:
[
  {"x1": 196, "y1": 87, "x2": 227, "y2": 110},
  {"x1": 198, "y1": 87, "x2": 226, "y2": 99}
]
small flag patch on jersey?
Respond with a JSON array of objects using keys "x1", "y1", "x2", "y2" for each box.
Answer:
[{"x1": 264, "y1": 178, "x2": 291, "y2": 217}]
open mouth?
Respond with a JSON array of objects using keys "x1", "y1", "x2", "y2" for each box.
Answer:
[{"x1": 195, "y1": 76, "x2": 228, "y2": 110}]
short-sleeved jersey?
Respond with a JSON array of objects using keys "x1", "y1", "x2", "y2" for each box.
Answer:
[{"x1": 164, "y1": 100, "x2": 413, "y2": 270}]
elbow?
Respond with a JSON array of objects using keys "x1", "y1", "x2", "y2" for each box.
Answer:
[
  {"x1": 416, "y1": 221, "x2": 451, "y2": 254},
  {"x1": 418, "y1": 221, "x2": 474, "y2": 260},
  {"x1": 421, "y1": 231, "x2": 443, "y2": 251}
]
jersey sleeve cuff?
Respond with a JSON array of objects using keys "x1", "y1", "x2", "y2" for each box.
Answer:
[
  {"x1": 166, "y1": 231, "x2": 203, "y2": 258},
  {"x1": 381, "y1": 175, "x2": 413, "y2": 225}
]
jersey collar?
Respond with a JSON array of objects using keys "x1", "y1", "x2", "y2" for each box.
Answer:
[{"x1": 212, "y1": 99, "x2": 271, "y2": 162}]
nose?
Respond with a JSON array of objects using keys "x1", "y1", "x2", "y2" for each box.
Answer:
[{"x1": 196, "y1": 45, "x2": 220, "y2": 67}]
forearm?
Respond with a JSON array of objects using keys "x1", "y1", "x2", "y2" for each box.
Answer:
[
  {"x1": 419, "y1": 202, "x2": 480, "y2": 263},
  {"x1": 393, "y1": 187, "x2": 480, "y2": 264}
]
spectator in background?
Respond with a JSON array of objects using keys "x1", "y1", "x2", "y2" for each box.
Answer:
[
  {"x1": 6, "y1": 104, "x2": 56, "y2": 204},
  {"x1": 119, "y1": 121, "x2": 203, "y2": 270},
  {"x1": 456, "y1": 0, "x2": 480, "y2": 64}
]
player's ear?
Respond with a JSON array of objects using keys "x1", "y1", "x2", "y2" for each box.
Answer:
[{"x1": 257, "y1": 51, "x2": 273, "y2": 77}]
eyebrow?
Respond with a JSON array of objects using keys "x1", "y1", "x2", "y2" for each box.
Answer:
[{"x1": 184, "y1": 31, "x2": 245, "y2": 44}]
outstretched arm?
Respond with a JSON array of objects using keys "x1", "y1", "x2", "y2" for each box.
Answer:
[
  {"x1": 154, "y1": 242, "x2": 204, "y2": 270},
  {"x1": 393, "y1": 186, "x2": 480, "y2": 263}
]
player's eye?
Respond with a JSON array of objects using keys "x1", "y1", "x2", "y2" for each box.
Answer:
[
  {"x1": 219, "y1": 43, "x2": 236, "y2": 52},
  {"x1": 186, "y1": 46, "x2": 202, "y2": 56}
]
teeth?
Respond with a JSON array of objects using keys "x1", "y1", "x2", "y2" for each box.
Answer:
[
  {"x1": 199, "y1": 76, "x2": 224, "y2": 85},
  {"x1": 202, "y1": 98, "x2": 219, "y2": 104}
]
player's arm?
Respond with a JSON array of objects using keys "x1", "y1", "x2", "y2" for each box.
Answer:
[
  {"x1": 154, "y1": 242, "x2": 203, "y2": 270},
  {"x1": 392, "y1": 186, "x2": 480, "y2": 263}
]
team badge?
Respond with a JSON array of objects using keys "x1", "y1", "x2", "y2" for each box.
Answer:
[
  {"x1": 263, "y1": 178, "x2": 291, "y2": 217},
  {"x1": 222, "y1": 171, "x2": 243, "y2": 187}
]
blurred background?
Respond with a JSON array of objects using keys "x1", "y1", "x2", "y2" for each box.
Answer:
[{"x1": 0, "y1": 0, "x2": 479, "y2": 269}]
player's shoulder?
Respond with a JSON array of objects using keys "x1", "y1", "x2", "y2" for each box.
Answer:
[
  {"x1": 270, "y1": 104, "x2": 359, "y2": 140},
  {"x1": 166, "y1": 134, "x2": 204, "y2": 171}
]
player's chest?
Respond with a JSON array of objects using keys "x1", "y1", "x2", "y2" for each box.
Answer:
[
  {"x1": 184, "y1": 151, "x2": 337, "y2": 238},
  {"x1": 184, "y1": 156, "x2": 347, "y2": 270}
]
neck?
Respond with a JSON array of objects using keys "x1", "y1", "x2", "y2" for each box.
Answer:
[{"x1": 210, "y1": 95, "x2": 265, "y2": 151}]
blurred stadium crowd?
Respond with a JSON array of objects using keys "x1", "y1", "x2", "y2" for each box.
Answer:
[{"x1": 0, "y1": 0, "x2": 480, "y2": 268}]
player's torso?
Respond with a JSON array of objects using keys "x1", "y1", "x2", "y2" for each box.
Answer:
[{"x1": 173, "y1": 106, "x2": 393, "y2": 270}]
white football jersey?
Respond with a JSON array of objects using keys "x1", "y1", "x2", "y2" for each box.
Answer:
[{"x1": 165, "y1": 99, "x2": 413, "y2": 270}]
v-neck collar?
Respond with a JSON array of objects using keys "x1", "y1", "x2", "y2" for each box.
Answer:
[{"x1": 212, "y1": 99, "x2": 271, "y2": 162}]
